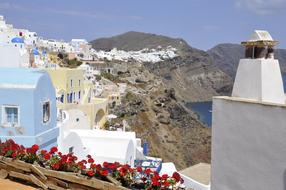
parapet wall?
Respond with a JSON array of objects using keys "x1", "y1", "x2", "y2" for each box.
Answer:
[{"x1": 211, "y1": 96, "x2": 286, "y2": 190}]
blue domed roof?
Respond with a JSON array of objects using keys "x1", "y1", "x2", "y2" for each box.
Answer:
[
  {"x1": 11, "y1": 37, "x2": 24, "y2": 43},
  {"x1": 32, "y1": 48, "x2": 39, "y2": 55}
]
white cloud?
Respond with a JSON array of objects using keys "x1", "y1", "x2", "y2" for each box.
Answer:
[
  {"x1": 0, "y1": 2, "x2": 27, "y2": 11},
  {"x1": 46, "y1": 9, "x2": 98, "y2": 19},
  {"x1": 235, "y1": 0, "x2": 286, "y2": 15},
  {"x1": 0, "y1": 2, "x2": 142, "y2": 21}
]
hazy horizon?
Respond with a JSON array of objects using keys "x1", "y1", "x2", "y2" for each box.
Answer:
[{"x1": 0, "y1": 0, "x2": 285, "y2": 50}]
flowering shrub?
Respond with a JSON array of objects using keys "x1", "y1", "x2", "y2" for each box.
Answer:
[{"x1": 0, "y1": 139, "x2": 184, "y2": 189}]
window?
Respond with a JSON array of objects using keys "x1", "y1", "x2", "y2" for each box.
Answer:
[
  {"x1": 78, "y1": 91, "x2": 81, "y2": 99},
  {"x1": 70, "y1": 80, "x2": 73, "y2": 87},
  {"x1": 43, "y1": 102, "x2": 50, "y2": 123},
  {"x1": 69, "y1": 93, "x2": 73, "y2": 103},
  {"x1": 2, "y1": 106, "x2": 19, "y2": 126},
  {"x1": 69, "y1": 147, "x2": 74, "y2": 153},
  {"x1": 60, "y1": 95, "x2": 64, "y2": 103},
  {"x1": 78, "y1": 80, "x2": 81, "y2": 86}
]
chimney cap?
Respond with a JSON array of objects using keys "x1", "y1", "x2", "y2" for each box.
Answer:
[{"x1": 241, "y1": 30, "x2": 278, "y2": 46}]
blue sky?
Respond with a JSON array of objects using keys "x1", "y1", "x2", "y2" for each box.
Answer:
[{"x1": 0, "y1": 0, "x2": 285, "y2": 50}]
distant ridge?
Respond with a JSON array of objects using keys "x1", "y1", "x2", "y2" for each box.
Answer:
[
  {"x1": 208, "y1": 43, "x2": 286, "y2": 78},
  {"x1": 90, "y1": 31, "x2": 190, "y2": 52},
  {"x1": 91, "y1": 32, "x2": 286, "y2": 77}
]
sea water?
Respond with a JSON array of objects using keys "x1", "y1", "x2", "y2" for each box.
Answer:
[{"x1": 186, "y1": 74, "x2": 286, "y2": 127}]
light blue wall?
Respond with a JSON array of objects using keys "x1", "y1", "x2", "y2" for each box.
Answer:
[
  {"x1": 0, "y1": 69, "x2": 59, "y2": 150},
  {"x1": 0, "y1": 89, "x2": 35, "y2": 135},
  {"x1": 33, "y1": 73, "x2": 59, "y2": 149},
  {"x1": 34, "y1": 74, "x2": 57, "y2": 134}
]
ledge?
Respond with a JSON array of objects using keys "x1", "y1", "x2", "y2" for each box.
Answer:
[{"x1": 213, "y1": 96, "x2": 286, "y2": 109}]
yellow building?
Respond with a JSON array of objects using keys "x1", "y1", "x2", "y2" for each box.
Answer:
[
  {"x1": 108, "y1": 93, "x2": 121, "y2": 108},
  {"x1": 46, "y1": 68, "x2": 108, "y2": 129}
]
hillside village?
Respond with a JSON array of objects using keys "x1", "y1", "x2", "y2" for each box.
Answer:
[
  {"x1": 0, "y1": 15, "x2": 208, "y2": 189},
  {"x1": 1, "y1": 13, "x2": 286, "y2": 190}
]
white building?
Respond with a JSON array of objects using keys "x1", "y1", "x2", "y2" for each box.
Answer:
[
  {"x1": 71, "y1": 39, "x2": 93, "y2": 61},
  {"x1": 78, "y1": 63, "x2": 100, "y2": 80},
  {"x1": 38, "y1": 39, "x2": 74, "y2": 53},
  {"x1": 57, "y1": 111, "x2": 144, "y2": 167},
  {"x1": 211, "y1": 30, "x2": 286, "y2": 190},
  {"x1": 70, "y1": 39, "x2": 88, "y2": 53},
  {"x1": 0, "y1": 15, "x2": 38, "y2": 47},
  {"x1": 0, "y1": 37, "x2": 30, "y2": 68}
]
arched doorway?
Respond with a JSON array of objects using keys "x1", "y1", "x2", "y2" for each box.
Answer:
[{"x1": 95, "y1": 109, "x2": 105, "y2": 128}]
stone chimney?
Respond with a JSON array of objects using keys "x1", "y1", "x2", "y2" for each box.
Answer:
[{"x1": 231, "y1": 30, "x2": 285, "y2": 104}]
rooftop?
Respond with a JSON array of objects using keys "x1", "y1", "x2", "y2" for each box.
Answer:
[
  {"x1": 0, "y1": 68, "x2": 46, "y2": 89},
  {"x1": 241, "y1": 30, "x2": 278, "y2": 46},
  {"x1": 179, "y1": 163, "x2": 211, "y2": 185},
  {"x1": 11, "y1": 37, "x2": 24, "y2": 43},
  {"x1": 214, "y1": 96, "x2": 286, "y2": 108},
  {"x1": 249, "y1": 30, "x2": 273, "y2": 41}
]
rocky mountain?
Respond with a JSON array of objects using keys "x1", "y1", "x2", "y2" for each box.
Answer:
[
  {"x1": 109, "y1": 61, "x2": 211, "y2": 169},
  {"x1": 91, "y1": 31, "x2": 189, "y2": 54},
  {"x1": 91, "y1": 31, "x2": 233, "y2": 169},
  {"x1": 91, "y1": 32, "x2": 233, "y2": 102},
  {"x1": 208, "y1": 43, "x2": 286, "y2": 78}
]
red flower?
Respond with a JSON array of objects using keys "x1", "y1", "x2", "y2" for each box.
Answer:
[
  {"x1": 26, "y1": 148, "x2": 33, "y2": 154},
  {"x1": 31, "y1": 144, "x2": 39, "y2": 153},
  {"x1": 161, "y1": 174, "x2": 168, "y2": 180},
  {"x1": 145, "y1": 168, "x2": 152, "y2": 175},
  {"x1": 52, "y1": 163, "x2": 60, "y2": 170},
  {"x1": 44, "y1": 153, "x2": 51, "y2": 160},
  {"x1": 141, "y1": 177, "x2": 147, "y2": 182},
  {"x1": 154, "y1": 173, "x2": 160, "y2": 179},
  {"x1": 100, "y1": 170, "x2": 108, "y2": 176},
  {"x1": 87, "y1": 170, "x2": 94, "y2": 177},
  {"x1": 41, "y1": 150, "x2": 47, "y2": 155},
  {"x1": 128, "y1": 168, "x2": 134, "y2": 173},
  {"x1": 163, "y1": 181, "x2": 170, "y2": 187},
  {"x1": 87, "y1": 154, "x2": 92, "y2": 159},
  {"x1": 137, "y1": 167, "x2": 143, "y2": 172},
  {"x1": 151, "y1": 177, "x2": 160, "y2": 187},
  {"x1": 77, "y1": 161, "x2": 87, "y2": 170},
  {"x1": 108, "y1": 163, "x2": 118, "y2": 170},
  {"x1": 90, "y1": 164, "x2": 96, "y2": 169},
  {"x1": 11, "y1": 152, "x2": 17, "y2": 158},
  {"x1": 80, "y1": 159, "x2": 87, "y2": 164},
  {"x1": 119, "y1": 170, "x2": 126, "y2": 177},
  {"x1": 50, "y1": 147, "x2": 58, "y2": 154},
  {"x1": 172, "y1": 172, "x2": 181, "y2": 182},
  {"x1": 95, "y1": 164, "x2": 102, "y2": 171},
  {"x1": 103, "y1": 162, "x2": 109, "y2": 168},
  {"x1": 88, "y1": 158, "x2": 94, "y2": 163}
]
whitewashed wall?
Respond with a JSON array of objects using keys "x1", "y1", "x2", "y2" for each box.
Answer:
[
  {"x1": 0, "y1": 45, "x2": 29, "y2": 68},
  {"x1": 211, "y1": 96, "x2": 286, "y2": 190},
  {"x1": 180, "y1": 174, "x2": 210, "y2": 190}
]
